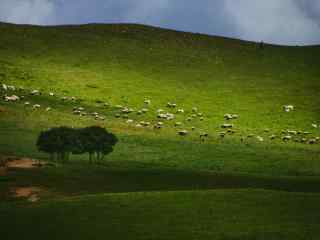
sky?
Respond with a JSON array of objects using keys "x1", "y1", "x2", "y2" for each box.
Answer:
[{"x1": 0, "y1": 0, "x2": 320, "y2": 45}]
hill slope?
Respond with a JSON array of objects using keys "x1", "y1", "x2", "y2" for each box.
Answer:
[{"x1": 0, "y1": 22, "x2": 319, "y2": 176}]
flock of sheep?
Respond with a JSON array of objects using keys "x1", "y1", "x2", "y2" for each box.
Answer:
[{"x1": 1, "y1": 83, "x2": 319, "y2": 145}]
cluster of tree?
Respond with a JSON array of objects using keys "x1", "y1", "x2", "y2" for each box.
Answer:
[{"x1": 36, "y1": 126, "x2": 118, "y2": 164}]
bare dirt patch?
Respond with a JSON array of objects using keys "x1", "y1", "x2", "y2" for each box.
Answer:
[
  {"x1": 0, "y1": 167, "x2": 6, "y2": 176},
  {"x1": 11, "y1": 186, "x2": 42, "y2": 202},
  {"x1": 6, "y1": 158, "x2": 42, "y2": 169}
]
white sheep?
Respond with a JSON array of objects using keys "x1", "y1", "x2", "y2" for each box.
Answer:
[
  {"x1": 32, "y1": 104, "x2": 41, "y2": 109},
  {"x1": 4, "y1": 95, "x2": 20, "y2": 102},
  {"x1": 144, "y1": 99, "x2": 151, "y2": 105},
  {"x1": 312, "y1": 123, "x2": 318, "y2": 128},
  {"x1": 283, "y1": 105, "x2": 294, "y2": 112},
  {"x1": 178, "y1": 130, "x2": 188, "y2": 136},
  {"x1": 31, "y1": 90, "x2": 40, "y2": 96},
  {"x1": 174, "y1": 122, "x2": 182, "y2": 127},
  {"x1": 256, "y1": 136, "x2": 264, "y2": 142},
  {"x1": 2, "y1": 84, "x2": 8, "y2": 91},
  {"x1": 45, "y1": 107, "x2": 51, "y2": 112},
  {"x1": 282, "y1": 135, "x2": 292, "y2": 141},
  {"x1": 7, "y1": 85, "x2": 15, "y2": 91},
  {"x1": 221, "y1": 123, "x2": 233, "y2": 129}
]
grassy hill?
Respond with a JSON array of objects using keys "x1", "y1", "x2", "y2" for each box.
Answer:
[
  {"x1": 2, "y1": 189, "x2": 320, "y2": 240},
  {"x1": 0, "y1": 22, "x2": 320, "y2": 239},
  {"x1": 0, "y1": 22, "x2": 319, "y2": 175}
]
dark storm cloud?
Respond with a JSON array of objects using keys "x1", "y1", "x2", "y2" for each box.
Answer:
[{"x1": 0, "y1": 0, "x2": 319, "y2": 45}]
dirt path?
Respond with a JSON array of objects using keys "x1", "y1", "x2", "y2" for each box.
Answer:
[
  {"x1": 0, "y1": 157, "x2": 47, "y2": 202},
  {"x1": 0, "y1": 167, "x2": 6, "y2": 176},
  {"x1": 11, "y1": 186, "x2": 42, "y2": 202},
  {"x1": 6, "y1": 158, "x2": 40, "y2": 169}
]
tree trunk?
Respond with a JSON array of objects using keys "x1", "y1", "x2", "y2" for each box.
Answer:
[{"x1": 89, "y1": 152, "x2": 93, "y2": 164}]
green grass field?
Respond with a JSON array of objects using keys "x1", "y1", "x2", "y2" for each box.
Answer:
[{"x1": 0, "y1": 22, "x2": 320, "y2": 239}]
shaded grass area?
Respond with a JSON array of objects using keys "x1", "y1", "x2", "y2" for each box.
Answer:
[
  {"x1": 1, "y1": 189, "x2": 320, "y2": 240},
  {"x1": 1, "y1": 163, "x2": 320, "y2": 202}
]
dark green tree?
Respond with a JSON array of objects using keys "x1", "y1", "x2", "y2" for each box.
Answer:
[
  {"x1": 37, "y1": 127, "x2": 77, "y2": 163},
  {"x1": 77, "y1": 126, "x2": 118, "y2": 163}
]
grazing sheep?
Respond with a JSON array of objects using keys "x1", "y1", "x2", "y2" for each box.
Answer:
[
  {"x1": 24, "y1": 101, "x2": 30, "y2": 106},
  {"x1": 154, "y1": 122, "x2": 163, "y2": 129},
  {"x1": 167, "y1": 102, "x2": 177, "y2": 108},
  {"x1": 104, "y1": 102, "x2": 110, "y2": 107},
  {"x1": 200, "y1": 132, "x2": 209, "y2": 138},
  {"x1": 191, "y1": 126, "x2": 196, "y2": 131},
  {"x1": 221, "y1": 123, "x2": 233, "y2": 129},
  {"x1": 126, "y1": 119, "x2": 134, "y2": 124},
  {"x1": 177, "y1": 109, "x2": 184, "y2": 114},
  {"x1": 186, "y1": 117, "x2": 192, "y2": 121},
  {"x1": 312, "y1": 123, "x2": 318, "y2": 128},
  {"x1": 139, "y1": 121, "x2": 150, "y2": 127},
  {"x1": 4, "y1": 95, "x2": 20, "y2": 102},
  {"x1": 157, "y1": 109, "x2": 164, "y2": 113},
  {"x1": 224, "y1": 114, "x2": 239, "y2": 120},
  {"x1": 256, "y1": 136, "x2": 264, "y2": 142},
  {"x1": 301, "y1": 138, "x2": 307, "y2": 143},
  {"x1": 2, "y1": 84, "x2": 8, "y2": 91},
  {"x1": 191, "y1": 114, "x2": 197, "y2": 118},
  {"x1": 283, "y1": 105, "x2": 294, "y2": 112},
  {"x1": 224, "y1": 114, "x2": 232, "y2": 120},
  {"x1": 270, "y1": 135, "x2": 277, "y2": 140},
  {"x1": 282, "y1": 135, "x2": 292, "y2": 142},
  {"x1": 122, "y1": 107, "x2": 130, "y2": 114},
  {"x1": 49, "y1": 92, "x2": 55, "y2": 96},
  {"x1": 227, "y1": 129, "x2": 236, "y2": 134},
  {"x1": 200, "y1": 117, "x2": 204, "y2": 121},
  {"x1": 137, "y1": 110, "x2": 142, "y2": 115},
  {"x1": 219, "y1": 132, "x2": 226, "y2": 138},
  {"x1": 31, "y1": 90, "x2": 40, "y2": 96},
  {"x1": 192, "y1": 107, "x2": 198, "y2": 113},
  {"x1": 308, "y1": 139, "x2": 318, "y2": 144},
  {"x1": 73, "y1": 110, "x2": 81, "y2": 115},
  {"x1": 32, "y1": 104, "x2": 41, "y2": 109},
  {"x1": 135, "y1": 124, "x2": 142, "y2": 128},
  {"x1": 7, "y1": 85, "x2": 15, "y2": 91},
  {"x1": 174, "y1": 122, "x2": 182, "y2": 127},
  {"x1": 144, "y1": 99, "x2": 151, "y2": 105},
  {"x1": 158, "y1": 112, "x2": 175, "y2": 120},
  {"x1": 287, "y1": 130, "x2": 297, "y2": 135},
  {"x1": 178, "y1": 130, "x2": 188, "y2": 136},
  {"x1": 45, "y1": 107, "x2": 51, "y2": 112},
  {"x1": 141, "y1": 108, "x2": 149, "y2": 113}
]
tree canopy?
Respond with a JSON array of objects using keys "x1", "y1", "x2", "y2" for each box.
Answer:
[{"x1": 36, "y1": 126, "x2": 118, "y2": 164}]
